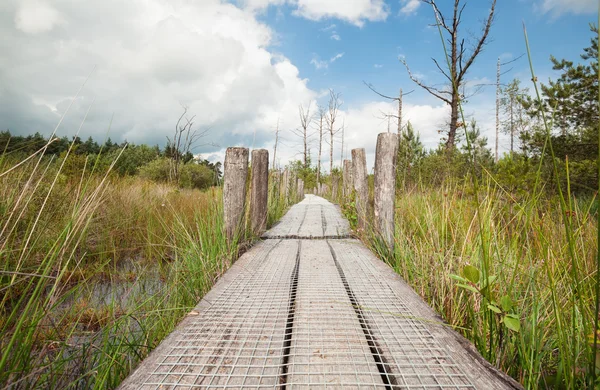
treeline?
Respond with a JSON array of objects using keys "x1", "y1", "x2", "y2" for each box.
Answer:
[
  {"x1": 0, "y1": 131, "x2": 222, "y2": 190},
  {"x1": 291, "y1": 25, "x2": 598, "y2": 198}
]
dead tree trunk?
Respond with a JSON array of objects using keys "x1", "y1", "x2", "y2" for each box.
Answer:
[{"x1": 316, "y1": 107, "x2": 324, "y2": 190}]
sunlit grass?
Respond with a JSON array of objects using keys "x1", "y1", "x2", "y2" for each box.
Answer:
[{"x1": 0, "y1": 147, "x2": 290, "y2": 388}]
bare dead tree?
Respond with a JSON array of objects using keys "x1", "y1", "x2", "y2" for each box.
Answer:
[
  {"x1": 272, "y1": 118, "x2": 280, "y2": 170},
  {"x1": 167, "y1": 105, "x2": 213, "y2": 182},
  {"x1": 340, "y1": 119, "x2": 345, "y2": 167},
  {"x1": 316, "y1": 106, "x2": 325, "y2": 186},
  {"x1": 291, "y1": 102, "x2": 313, "y2": 169},
  {"x1": 401, "y1": 0, "x2": 497, "y2": 149},
  {"x1": 326, "y1": 89, "x2": 342, "y2": 174},
  {"x1": 364, "y1": 82, "x2": 414, "y2": 136}
]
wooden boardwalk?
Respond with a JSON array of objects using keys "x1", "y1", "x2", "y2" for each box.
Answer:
[{"x1": 119, "y1": 195, "x2": 521, "y2": 389}]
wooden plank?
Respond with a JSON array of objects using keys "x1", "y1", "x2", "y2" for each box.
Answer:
[
  {"x1": 329, "y1": 239, "x2": 522, "y2": 389},
  {"x1": 263, "y1": 195, "x2": 349, "y2": 239},
  {"x1": 286, "y1": 240, "x2": 385, "y2": 388},
  {"x1": 118, "y1": 239, "x2": 298, "y2": 389}
]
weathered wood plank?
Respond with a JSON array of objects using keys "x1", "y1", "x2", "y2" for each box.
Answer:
[
  {"x1": 118, "y1": 239, "x2": 298, "y2": 389},
  {"x1": 286, "y1": 240, "x2": 385, "y2": 388},
  {"x1": 262, "y1": 195, "x2": 349, "y2": 239},
  {"x1": 329, "y1": 239, "x2": 522, "y2": 389}
]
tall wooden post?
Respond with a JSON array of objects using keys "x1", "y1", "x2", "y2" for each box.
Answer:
[
  {"x1": 351, "y1": 148, "x2": 368, "y2": 231},
  {"x1": 297, "y1": 179, "x2": 304, "y2": 201},
  {"x1": 223, "y1": 147, "x2": 249, "y2": 243},
  {"x1": 281, "y1": 169, "x2": 289, "y2": 201},
  {"x1": 250, "y1": 149, "x2": 269, "y2": 236},
  {"x1": 332, "y1": 176, "x2": 339, "y2": 202},
  {"x1": 374, "y1": 133, "x2": 398, "y2": 251},
  {"x1": 342, "y1": 159, "x2": 352, "y2": 199}
]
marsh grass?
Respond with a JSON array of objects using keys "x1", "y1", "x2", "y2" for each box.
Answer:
[
  {"x1": 356, "y1": 19, "x2": 600, "y2": 390},
  {"x1": 362, "y1": 182, "x2": 597, "y2": 388},
  {"x1": 0, "y1": 142, "x2": 289, "y2": 388}
]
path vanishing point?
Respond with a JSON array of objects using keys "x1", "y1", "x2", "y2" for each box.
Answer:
[{"x1": 119, "y1": 195, "x2": 522, "y2": 389}]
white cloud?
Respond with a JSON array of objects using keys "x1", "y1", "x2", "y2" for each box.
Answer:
[
  {"x1": 331, "y1": 33, "x2": 341, "y2": 41},
  {"x1": 293, "y1": 0, "x2": 389, "y2": 26},
  {"x1": 399, "y1": 0, "x2": 420, "y2": 15},
  {"x1": 537, "y1": 0, "x2": 598, "y2": 15},
  {"x1": 329, "y1": 101, "x2": 449, "y2": 171},
  {"x1": 0, "y1": 0, "x2": 315, "y2": 160},
  {"x1": 310, "y1": 52, "x2": 345, "y2": 69},
  {"x1": 14, "y1": 0, "x2": 65, "y2": 34},
  {"x1": 374, "y1": 64, "x2": 383, "y2": 68},
  {"x1": 241, "y1": 0, "x2": 389, "y2": 26}
]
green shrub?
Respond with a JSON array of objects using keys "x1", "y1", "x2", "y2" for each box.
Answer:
[
  {"x1": 139, "y1": 158, "x2": 171, "y2": 183},
  {"x1": 179, "y1": 163, "x2": 213, "y2": 190}
]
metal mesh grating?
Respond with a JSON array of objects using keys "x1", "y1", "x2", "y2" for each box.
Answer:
[
  {"x1": 262, "y1": 195, "x2": 349, "y2": 239},
  {"x1": 123, "y1": 195, "x2": 491, "y2": 389},
  {"x1": 329, "y1": 240, "x2": 476, "y2": 389},
  {"x1": 137, "y1": 239, "x2": 296, "y2": 389}
]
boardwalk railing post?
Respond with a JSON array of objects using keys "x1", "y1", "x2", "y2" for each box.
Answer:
[
  {"x1": 250, "y1": 149, "x2": 269, "y2": 236},
  {"x1": 374, "y1": 133, "x2": 398, "y2": 251},
  {"x1": 224, "y1": 147, "x2": 249, "y2": 244},
  {"x1": 343, "y1": 159, "x2": 353, "y2": 200},
  {"x1": 332, "y1": 176, "x2": 339, "y2": 202},
  {"x1": 351, "y1": 148, "x2": 368, "y2": 231},
  {"x1": 298, "y1": 179, "x2": 304, "y2": 201},
  {"x1": 281, "y1": 169, "x2": 289, "y2": 202}
]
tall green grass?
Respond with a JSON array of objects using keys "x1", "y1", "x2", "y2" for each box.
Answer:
[
  {"x1": 0, "y1": 144, "x2": 289, "y2": 388},
  {"x1": 358, "y1": 19, "x2": 600, "y2": 390},
  {"x1": 365, "y1": 183, "x2": 596, "y2": 388}
]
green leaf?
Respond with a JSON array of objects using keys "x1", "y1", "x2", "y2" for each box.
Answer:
[
  {"x1": 462, "y1": 265, "x2": 480, "y2": 284},
  {"x1": 503, "y1": 315, "x2": 521, "y2": 332},
  {"x1": 481, "y1": 275, "x2": 497, "y2": 288},
  {"x1": 449, "y1": 274, "x2": 469, "y2": 283},
  {"x1": 487, "y1": 304, "x2": 502, "y2": 314},
  {"x1": 456, "y1": 283, "x2": 479, "y2": 294},
  {"x1": 500, "y1": 295, "x2": 513, "y2": 312}
]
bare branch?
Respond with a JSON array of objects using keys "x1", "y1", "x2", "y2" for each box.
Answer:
[
  {"x1": 458, "y1": 0, "x2": 497, "y2": 81},
  {"x1": 401, "y1": 58, "x2": 452, "y2": 104}
]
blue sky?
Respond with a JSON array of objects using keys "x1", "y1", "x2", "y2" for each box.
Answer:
[
  {"x1": 258, "y1": 0, "x2": 595, "y2": 107},
  {"x1": 0, "y1": 0, "x2": 597, "y2": 170}
]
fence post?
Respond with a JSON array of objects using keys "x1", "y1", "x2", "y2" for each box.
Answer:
[
  {"x1": 297, "y1": 179, "x2": 304, "y2": 201},
  {"x1": 343, "y1": 159, "x2": 353, "y2": 199},
  {"x1": 351, "y1": 148, "x2": 368, "y2": 231},
  {"x1": 250, "y1": 149, "x2": 269, "y2": 236},
  {"x1": 223, "y1": 147, "x2": 249, "y2": 244},
  {"x1": 332, "y1": 176, "x2": 339, "y2": 202},
  {"x1": 281, "y1": 169, "x2": 289, "y2": 201},
  {"x1": 374, "y1": 133, "x2": 398, "y2": 251}
]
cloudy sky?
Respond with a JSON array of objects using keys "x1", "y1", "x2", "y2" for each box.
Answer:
[{"x1": 1, "y1": 0, "x2": 597, "y2": 171}]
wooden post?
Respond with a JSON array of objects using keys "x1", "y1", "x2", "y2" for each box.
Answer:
[
  {"x1": 250, "y1": 149, "x2": 269, "y2": 236},
  {"x1": 289, "y1": 171, "x2": 297, "y2": 203},
  {"x1": 332, "y1": 176, "x2": 339, "y2": 202},
  {"x1": 374, "y1": 133, "x2": 398, "y2": 251},
  {"x1": 351, "y1": 148, "x2": 368, "y2": 231},
  {"x1": 223, "y1": 147, "x2": 249, "y2": 243},
  {"x1": 342, "y1": 159, "x2": 353, "y2": 199},
  {"x1": 281, "y1": 169, "x2": 289, "y2": 201},
  {"x1": 297, "y1": 179, "x2": 304, "y2": 201}
]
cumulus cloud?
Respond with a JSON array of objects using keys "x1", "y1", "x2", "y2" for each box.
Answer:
[
  {"x1": 240, "y1": 0, "x2": 389, "y2": 26},
  {"x1": 399, "y1": 0, "x2": 421, "y2": 15},
  {"x1": 333, "y1": 101, "x2": 450, "y2": 171},
  {"x1": 537, "y1": 0, "x2": 598, "y2": 15},
  {"x1": 0, "y1": 0, "x2": 315, "y2": 161}
]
